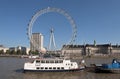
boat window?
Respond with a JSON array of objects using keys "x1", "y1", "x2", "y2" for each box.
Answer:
[
  {"x1": 53, "y1": 67, "x2": 56, "y2": 69},
  {"x1": 36, "y1": 67, "x2": 39, "y2": 69},
  {"x1": 50, "y1": 60, "x2": 54, "y2": 63},
  {"x1": 45, "y1": 67, "x2": 48, "y2": 69},
  {"x1": 31, "y1": 60, "x2": 34, "y2": 63},
  {"x1": 71, "y1": 64, "x2": 73, "y2": 66},
  {"x1": 41, "y1": 60, "x2": 45, "y2": 63},
  {"x1": 61, "y1": 67, "x2": 64, "y2": 69},
  {"x1": 66, "y1": 63, "x2": 70, "y2": 65},
  {"x1": 36, "y1": 60, "x2": 40, "y2": 63},
  {"x1": 46, "y1": 61, "x2": 49, "y2": 63},
  {"x1": 55, "y1": 60, "x2": 58, "y2": 63},
  {"x1": 59, "y1": 60, "x2": 63, "y2": 63},
  {"x1": 57, "y1": 67, "x2": 60, "y2": 70},
  {"x1": 49, "y1": 67, "x2": 52, "y2": 69},
  {"x1": 40, "y1": 67, "x2": 44, "y2": 69}
]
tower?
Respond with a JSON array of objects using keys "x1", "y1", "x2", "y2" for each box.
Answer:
[
  {"x1": 30, "y1": 33, "x2": 44, "y2": 52},
  {"x1": 48, "y1": 28, "x2": 56, "y2": 51}
]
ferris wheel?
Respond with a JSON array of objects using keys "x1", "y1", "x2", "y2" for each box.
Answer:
[{"x1": 27, "y1": 7, "x2": 77, "y2": 51}]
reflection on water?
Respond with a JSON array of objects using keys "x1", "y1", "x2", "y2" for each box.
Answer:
[
  {"x1": 86, "y1": 72, "x2": 120, "y2": 79},
  {"x1": 23, "y1": 71, "x2": 85, "y2": 79},
  {"x1": 23, "y1": 71, "x2": 120, "y2": 79},
  {"x1": 0, "y1": 57, "x2": 120, "y2": 79}
]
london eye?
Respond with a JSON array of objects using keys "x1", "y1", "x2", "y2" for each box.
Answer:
[{"x1": 27, "y1": 7, "x2": 77, "y2": 51}]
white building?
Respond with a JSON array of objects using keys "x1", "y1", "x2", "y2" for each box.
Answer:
[
  {"x1": 62, "y1": 44, "x2": 120, "y2": 58},
  {"x1": 9, "y1": 46, "x2": 30, "y2": 55},
  {"x1": 26, "y1": 47, "x2": 30, "y2": 55},
  {"x1": 30, "y1": 33, "x2": 46, "y2": 53},
  {"x1": 0, "y1": 45, "x2": 9, "y2": 53}
]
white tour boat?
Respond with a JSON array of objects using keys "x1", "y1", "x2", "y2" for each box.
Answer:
[{"x1": 24, "y1": 58, "x2": 85, "y2": 72}]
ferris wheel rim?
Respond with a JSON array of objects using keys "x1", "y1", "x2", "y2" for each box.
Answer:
[{"x1": 27, "y1": 7, "x2": 77, "y2": 51}]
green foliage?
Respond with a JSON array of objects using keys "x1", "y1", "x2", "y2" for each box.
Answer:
[
  {"x1": 6, "y1": 50, "x2": 10, "y2": 54},
  {"x1": 0, "y1": 50, "x2": 4, "y2": 54},
  {"x1": 29, "y1": 50, "x2": 39, "y2": 55},
  {"x1": 16, "y1": 49, "x2": 21, "y2": 55},
  {"x1": 4, "y1": 49, "x2": 26, "y2": 55}
]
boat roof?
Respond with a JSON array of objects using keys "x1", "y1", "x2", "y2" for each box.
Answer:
[{"x1": 34, "y1": 58, "x2": 68, "y2": 61}]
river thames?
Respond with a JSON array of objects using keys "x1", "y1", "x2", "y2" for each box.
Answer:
[{"x1": 0, "y1": 57, "x2": 120, "y2": 79}]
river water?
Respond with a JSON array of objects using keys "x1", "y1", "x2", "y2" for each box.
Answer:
[{"x1": 0, "y1": 57, "x2": 120, "y2": 79}]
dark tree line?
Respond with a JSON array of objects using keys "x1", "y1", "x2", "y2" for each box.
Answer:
[
  {"x1": 0, "y1": 50, "x2": 26, "y2": 55},
  {"x1": 29, "y1": 50, "x2": 39, "y2": 55}
]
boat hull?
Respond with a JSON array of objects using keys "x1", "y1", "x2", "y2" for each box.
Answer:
[
  {"x1": 24, "y1": 68, "x2": 83, "y2": 73},
  {"x1": 85, "y1": 66, "x2": 120, "y2": 73},
  {"x1": 95, "y1": 67, "x2": 120, "y2": 73}
]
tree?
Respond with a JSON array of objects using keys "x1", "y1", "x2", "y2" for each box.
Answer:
[
  {"x1": 10, "y1": 50, "x2": 16, "y2": 55},
  {"x1": 22, "y1": 50, "x2": 26, "y2": 55},
  {"x1": 0, "y1": 50, "x2": 4, "y2": 54},
  {"x1": 16, "y1": 49, "x2": 21, "y2": 55},
  {"x1": 29, "y1": 50, "x2": 39, "y2": 55},
  {"x1": 6, "y1": 50, "x2": 10, "y2": 55}
]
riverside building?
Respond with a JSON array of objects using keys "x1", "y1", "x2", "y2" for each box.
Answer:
[
  {"x1": 9, "y1": 46, "x2": 30, "y2": 55},
  {"x1": 61, "y1": 43, "x2": 120, "y2": 58},
  {"x1": 0, "y1": 45, "x2": 9, "y2": 53}
]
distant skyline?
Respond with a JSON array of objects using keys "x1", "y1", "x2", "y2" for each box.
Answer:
[{"x1": 0, "y1": 0, "x2": 120, "y2": 49}]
